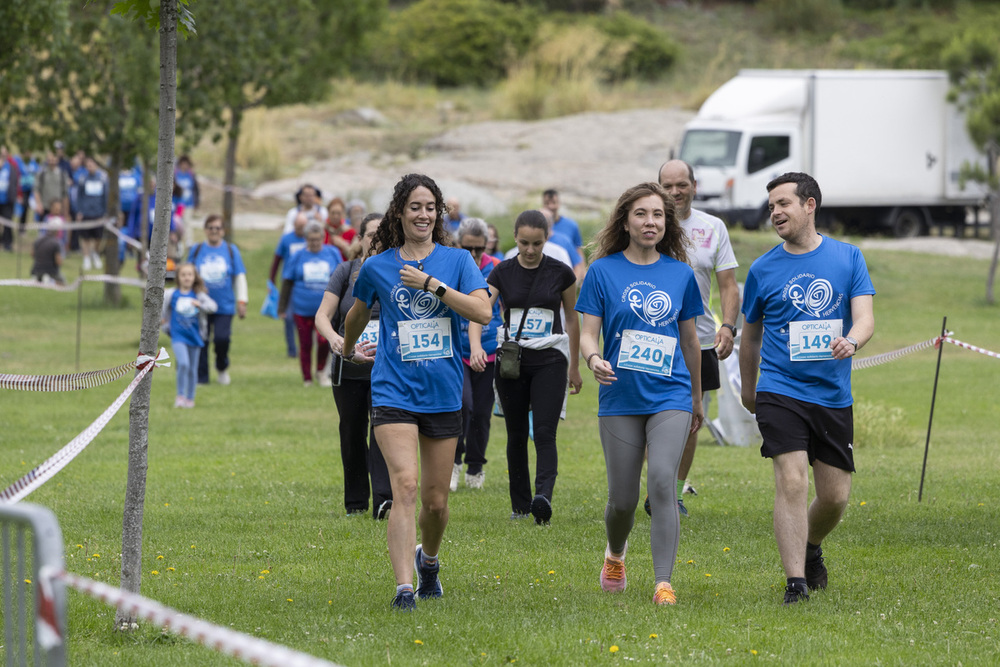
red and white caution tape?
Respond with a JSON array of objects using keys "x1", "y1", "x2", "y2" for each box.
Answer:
[
  {"x1": 0, "y1": 352, "x2": 160, "y2": 392},
  {"x1": 851, "y1": 335, "x2": 943, "y2": 371},
  {"x1": 54, "y1": 570, "x2": 342, "y2": 667},
  {"x1": 0, "y1": 349, "x2": 170, "y2": 504},
  {"x1": 942, "y1": 335, "x2": 1000, "y2": 360},
  {"x1": 0, "y1": 273, "x2": 147, "y2": 292}
]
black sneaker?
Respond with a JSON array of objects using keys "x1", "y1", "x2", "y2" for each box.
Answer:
[
  {"x1": 414, "y1": 544, "x2": 443, "y2": 599},
  {"x1": 783, "y1": 582, "x2": 810, "y2": 605},
  {"x1": 677, "y1": 498, "x2": 689, "y2": 518},
  {"x1": 375, "y1": 499, "x2": 392, "y2": 521},
  {"x1": 530, "y1": 495, "x2": 552, "y2": 525},
  {"x1": 391, "y1": 588, "x2": 416, "y2": 611},
  {"x1": 805, "y1": 546, "x2": 828, "y2": 591},
  {"x1": 644, "y1": 495, "x2": 651, "y2": 517}
]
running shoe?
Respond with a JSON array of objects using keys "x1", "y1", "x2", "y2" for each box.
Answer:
[
  {"x1": 683, "y1": 481, "x2": 697, "y2": 495},
  {"x1": 92, "y1": 252, "x2": 103, "y2": 270},
  {"x1": 805, "y1": 546, "x2": 828, "y2": 591},
  {"x1": 375, "y1": 499, "x2": 392, "y2": 521},
  {"x1": 510, "y1": 511, "x2": 531, "y2": 520},
  {"x1": 465, "y1": 471, "x2": 485, "y2": 489},
  {"x1": 391, "y1": 588, "x2": 416, "y2": 611},
  {"x1": 318, "y1": 374, "x2": 332, "y2": 388},
  {"x1": 677, "y1": 497, "x2": 689, "y2": 518},
  {"x1": 783, "y1": 582, "x2": 809, "y2": 605},
  {"x1": 600, "y1": 543, "x2": 627, "y2": 593},
  {"x1": 530, "y1": 494, "x2": 552, "y2": 525},
  {"x1": 217, "y1": 370, "x2": 231, "y2": 385},
  {"x1": 414, "y1": 544, "x2": 443, "y2": 599},
  {"x1": 653, "y1": 582, "x2": 676, "y2": 606},
  {"x1": 450, "y1": 463, "x2": 462, "y2": 492},
  {"x1": 174, "y1": 396, "x2": 185, "y2": 408},
  {"x1": 644, "y1": 495, "x2": 651, "y2": 517}
]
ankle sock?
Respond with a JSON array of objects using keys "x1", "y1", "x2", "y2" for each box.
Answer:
[
  {"x1": 396, "y1": 584, "x2": 413, "y2": 595},
  {"x1": 421, "y1": 551, "x2": 438, "y2": 567},
  {"x1": 677, "y1": 479, "x2": 685, "y2": 497}
]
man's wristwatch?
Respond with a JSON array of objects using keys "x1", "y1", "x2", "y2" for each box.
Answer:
[
  {"x1": 434, "y1": 282, "x2": 448, "y2": 298},
  {"x1": 845, "y1": 336, "x2": 859, "y2": 351},
  {"x1": 721, "y1": 323, "x2": 737, "y2": 336}
]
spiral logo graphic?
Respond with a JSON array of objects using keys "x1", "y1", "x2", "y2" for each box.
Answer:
[
  {"x1": 393, "y1": 285, "x2": 444, "y2": 319},
  {"x1": 627, "y1": 288, "x2": 673, "y2": 327},
  {"x1": 788, "y1": 279, "x2": 833, "y2": 317}
]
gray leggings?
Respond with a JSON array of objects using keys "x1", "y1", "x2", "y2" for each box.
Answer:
[{"x1": 600, "y1": 410, "x2": 691, "y2": 583}]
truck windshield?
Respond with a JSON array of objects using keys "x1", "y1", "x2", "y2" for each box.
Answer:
[{"x1": 679, "y1": 130, "x2": 741, "y2": 168}]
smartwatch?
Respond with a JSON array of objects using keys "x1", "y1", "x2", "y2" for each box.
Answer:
[{"x1": 434, "y1": 282, "x2": 448, "y2": 298}]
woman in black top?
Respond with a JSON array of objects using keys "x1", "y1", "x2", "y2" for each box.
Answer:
[
  {"x1": 314, "y1": 213, "x2": 392, "y2": 519},
  {"x1": 469, "y1": 210, "x2": 582, "y2": 524}
]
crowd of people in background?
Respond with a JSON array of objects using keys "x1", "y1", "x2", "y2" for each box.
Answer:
[{"x1": 3, "y1": 145, "x2": 874, "y2": 611}]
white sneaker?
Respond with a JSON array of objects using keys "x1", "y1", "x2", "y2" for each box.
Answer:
[
  {"x1": 450, "y1": 463, "x2": 462, "y2": 492},
  {"x1": 82, "y1": 254, "x2": 92, "y2": 271},
  {"x1": 318, "y1": 374, "x2": 332, "y2": 388},
  {"x1": 465, "y1": 471, "x2": 485, "y2": 489},
  {"x1": 92, "y1": 252, "x2": 103, "y2": 270},
  {"x1": 217, "y1": 370, "x2": 231, "y2": 385}
]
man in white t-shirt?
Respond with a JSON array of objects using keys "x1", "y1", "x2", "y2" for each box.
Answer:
[{"x1": 657, "y1": 159, "x2": 741, "y2": 517}]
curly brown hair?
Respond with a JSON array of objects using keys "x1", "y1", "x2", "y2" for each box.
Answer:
[
  {"x1": 588, "y1": 182, "x2": 688, "y2": 263},
  {"x1": 369, "y1": 174, "x2": 452, "y2": 257}
]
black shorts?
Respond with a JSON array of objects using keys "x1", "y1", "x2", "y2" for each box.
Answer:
[
  {"x1": 371, "y1": 406, "x2": 463, "y2": 439},
  {"x1": 80, "y1": 219, "x2": 105, "y2": 240},
  {"x1": 700, "y1": 348, "x2": 721, "y2": 392},
  {"x1": 754, "y1": 392, "x2": 855, "y2": 472}
]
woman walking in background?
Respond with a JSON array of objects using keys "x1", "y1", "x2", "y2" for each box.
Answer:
[
  {"x1": 470, "y1": 210, "x2": 582, "y2": 525},
  {"x1": 341, "y1": 174, "x2": 491, "y2": 611},
  {"x1": 278, "y1": 221, "x2": 341, "y2": 387},
  {"x1": 315, "y1": 213, "x2": 393, "y2": 519},
  {"x1": 576, "y1": 182, "x2": 703, "y2": 606},
  {"x1": 162, "y1": 262, "x2": 217, "y2": 408}
]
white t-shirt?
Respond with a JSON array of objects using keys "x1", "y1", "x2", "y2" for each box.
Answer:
[
  {"x1": 282, "y1": 205, "x2": 328, "y2": 235},
  {"x1": 680, "y1": 209, "x2": 738, "y2": 349},
  {"x1": 504, "y1": 241, "x2": 573, "y2": 269}
]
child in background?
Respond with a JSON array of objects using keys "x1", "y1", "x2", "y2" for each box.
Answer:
[{"x1": 162, "y1": 262, "x2": 217, "y2": 408}]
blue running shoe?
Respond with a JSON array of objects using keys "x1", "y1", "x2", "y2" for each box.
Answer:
[
  {"x1": 414, "y1": 544, "x2": 443, "y2": 599},
  {"x1": 391, "y1": 588, "x2": 416, "y2": 611}
]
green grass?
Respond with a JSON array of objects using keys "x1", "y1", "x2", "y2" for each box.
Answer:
[{"x1": 1, "y1": 228, "x2": 999, "y2": 665}]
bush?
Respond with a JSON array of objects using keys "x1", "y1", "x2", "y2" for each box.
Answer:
[
  {"x1": 853, "y1": 400, "x2": 916, "y2": 449},
  {"x1": 373, "y1": 0, "x2": 537, "y2": 87},
  {"x1": 590, "y1": 11, "x2": 679, "y2": 80},
  {"x1": 499, "y1": 0, "x2": 605, "y2": 12},
  {"x1": 758, "y1": 0, "x2": 843, "y2": 35}
]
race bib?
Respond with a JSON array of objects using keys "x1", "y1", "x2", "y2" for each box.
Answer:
[
  {"x1": 509, "y1": 307, "x2": 554, "y2": 338},
  {"x1": 84, "y1": 180, "x2": 104, "y2": 196},
  {"x1": 617, "y1": 329, "x2": 676, "y2": 376},
  {"x1": 789, "y1": 319, "x2": 843, "y2": 361},
  {"x1": 359, "y1": 320, "x2": 380, "y2": 346},
  {"x1": 120, "y1": 175, "x2": 136, "y2": 190},
  {"x1": 398, "y1": 318, "x2": 452, "y2": 362}
]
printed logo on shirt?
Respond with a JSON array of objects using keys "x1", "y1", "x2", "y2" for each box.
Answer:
[
  {"x1": 781, "y1": 274, "x2": 843, "y2": 318},
  {"x1": 621, "y1": 281, "x2": 677, "y2": 328},
  {"x1": 390, "y1": 283, "x2": 448, "y2": 320},
  {"x1": 690, "y1": 227, "x2": 714, "y2": 249}
]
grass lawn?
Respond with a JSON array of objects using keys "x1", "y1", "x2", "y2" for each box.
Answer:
[{"x1": 1, "y1": 227, "x2": 998, "y2": 665}]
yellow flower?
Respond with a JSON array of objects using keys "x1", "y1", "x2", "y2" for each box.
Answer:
[
  {"x1": 705, "y1": 573, "x2": 712, "y2": 577},
  {"x1": 649, "y1": 633, "x2": 658, "y2": 639},
  {"x1": 258, "y1": 576, "x2": 265, "y2": 580},
  {"x1": 24, "y1": 579, "x2": 31, "y2": 584},
  {"x1": 859, "y1": 501, "x2": 867, "y2": 506},
  {"x1": 723, "y1": 547, "x2": 731, "y2": 552},
  {"x1": 151, "y1": 570, "x2": 159, "y2": 575},
  {"x1": 157, "y1": 555, "x2": 164, "y2": 560},
  {"x1": 548, "y1": 570, "x2": 555, "y2": 575},
  {"x1": 260, "y1": 569, "x2": 270, "y2": 574},
  {"x1": 328, "y1": 600, "x2": 332, "y2": 605},
  {"x1": 286, "y1": 598, "x2": 293, "y2": 602},
  {"x1": 163, "y1": 503, "x2": 169, "y2": 507},
  {"x1": 686, "y1": 559, "x2": 694, "y2": 564},
  {"x1": 76, "y1": 544, "x2": 83, "y2": 549},
  {"x1": 167, "y1": 567, "x2": 175, "y2": 572},
  {"x1": 190, "y1": 545, "x2": 196, "y2": 549},
  {"x1": 93, "y1": 554, "x2": 100, "y2": 558},
  {"x1": 414, "y1": 639, "x2": 424, "y2": 645},
  {"x1": 751, "y1": 650, "x2": 758, "y2": 655},
  {"x1": 610, "y1": 645, "x2": 619, "y2": 653}
]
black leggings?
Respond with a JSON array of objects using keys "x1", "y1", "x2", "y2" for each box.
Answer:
[
  {"x1": 455, "y1": 361, "x2": 495, "y2": 475},
  {"x1": 331, "y1": 378, "x2": 392, "y2": 515},
  {"x1": 495, "y1": 358, "x2": 567, "y2": 514}
]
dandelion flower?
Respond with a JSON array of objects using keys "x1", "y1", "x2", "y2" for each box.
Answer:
[
  {"x1": 686, "y1": 559, "x2": 694, "y2": 564},
  {"x1": 414, "y1": 639, "x2": 424, "y2": 645},
  {"x1": 859, "y1": 501, "x2": 866, "y2": 506},
  {"x1": 157, "y1": 555, "x2": 164, "y2": 560},
  {"x1": 24, "y1": 579, "x2": 31, "y2": 584},
  {"x1": 167, "y1": 567, "x2": 175, "y2": 572},
  {"x1": 151, "y1": 570, "x2": 159, "y2": 575},
  {"x1": 258, "y1": 576, "x2": 265, "y2": 580},
  {"x1": 260, "y1": 569, "x2": 270, "y2": 574},
  {"x1": 751, "y1": 650, "x2": 758, "y2": 655},
  {"x1": 705, "y1": 573, "x2": 712, "y2": 577},
  {"x1": 723, "y1": 547, "x2": 731, "y2": 552},
  {"x1": 649, "y1": 633, "x2": 658, "y2": 639},
  {"x1": 548, "y1": 570, "x2": 555, "y2": 575},
  {"x1": 93, "y1": 554, "x2": 100, "y2": 558},
  {"x1": 286, "y1": 598, "x2": 293, "y2": 602},
  {"x1": 164, "y1": 503, "x2": 170, "y2": 507},
  {"x1": 610, "y1": 645, "x2": 619, "y2": 653},
  {"x1": 76, "y1": 544, "x2": 83, "y2": 549}
]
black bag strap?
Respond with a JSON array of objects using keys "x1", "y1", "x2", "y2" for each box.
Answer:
[{"x1": 506, "y1": 257, "x2": 544, "y2": 343}]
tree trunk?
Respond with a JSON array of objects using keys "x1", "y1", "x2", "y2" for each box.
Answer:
[
  {"x1": 103, "y1": 151, "x2": 122, "y2": 306},
  {"x1": 117, "y1": 0, "x2": 178, "y2": 630},
  {"x1": 987, "y1": 191, "x2": 999, "y2": 304},
  {"x1": 222, "y1": 106, "x2": 241, "y2": 240}
]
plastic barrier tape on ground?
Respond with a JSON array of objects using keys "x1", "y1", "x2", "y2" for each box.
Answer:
[
  {"x1": 53, "y1": 570, "x2": 342, "y2": 667},
  {"x1": 0, "y1": 349, "x2": 170, "y2": 504},
  {"x1": 0, "y1": 274, "x2": 148, "y2": 292}
]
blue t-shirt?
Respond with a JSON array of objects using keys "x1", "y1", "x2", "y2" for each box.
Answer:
[
  {"x1": 742, "y1": 236, "x2": 875, "y2": 408},
  {"x1": 188, "y1": 242, "x2": 246, "y2": 315},
  {"x1": 275, "y1": 231, "x2": 307, "y2": 265},
  {"x1": 459, "y1": 256, "x2": 503, "y2": 360},
  {"x1": 174, "y1": 169, "x2": 197, "y2": 208},
  {"x1": 169, "y1": 289, "x2": 204, "y2": 347},
  {"x1": 283, "y1": 245, "x2": 341, "y2": 316},
  {"x1": 576, "y1": 252, "x2": 703, "y2": 417},
  {"x1": 353, "y1": 244, "x2": 489, "y2": 413},
  {"x1": 553, "y1": 215, "x2": 583, "y2": 249},
  {"x1": 0, "y1": 161, "x2": 12, "y2": 205},
  {"x1": 549, "y1": 230, "x2": 581, "y2": 266},
  {"x1": 119, "y1": 167, "x2": 142, "y2": 214}
]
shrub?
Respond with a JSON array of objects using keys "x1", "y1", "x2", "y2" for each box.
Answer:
[
  {"x1": 590, "y1": 11, "x2": 679, "y2": 80},
  {"x1": 758, "y1": 0, "x2": 843, "y2": 35},
  {"x1": 373, "y1": 0, "x2": 537, "y2": 87},
  {"x1": 499, "y1": 0, "x2": 605, "y2": 12}
]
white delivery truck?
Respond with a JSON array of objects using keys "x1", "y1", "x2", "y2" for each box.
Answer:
[{"x1": 677, "y1": 69, "x2": 988, "y2": 236}]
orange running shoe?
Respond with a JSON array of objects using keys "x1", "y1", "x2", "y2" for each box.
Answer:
[
  {"x1": 653, "y1": 581, "x2": 676, "y2": 605},
  {"x1": 600, "y1": 556, "x2": 627, "y2": 593}
]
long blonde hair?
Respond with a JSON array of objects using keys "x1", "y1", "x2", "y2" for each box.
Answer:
[{"x1": 588, "y1": 182, "x2": 688, "y2": 263}]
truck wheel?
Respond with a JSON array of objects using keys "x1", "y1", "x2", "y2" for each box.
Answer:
[{"x1": 891, "y1": 208, "x2": 925, "y2": 238}]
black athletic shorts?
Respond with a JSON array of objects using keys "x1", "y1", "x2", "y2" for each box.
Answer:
[
  {"x1": 754, "y1": 392, "x2": 855, "y2": 472},
  {"x1": 701, "y1": 348, "x2": 721, "y2": 392},
  {"x1": 371, "y1": 406, "x2": 463, "y2": 439}
]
